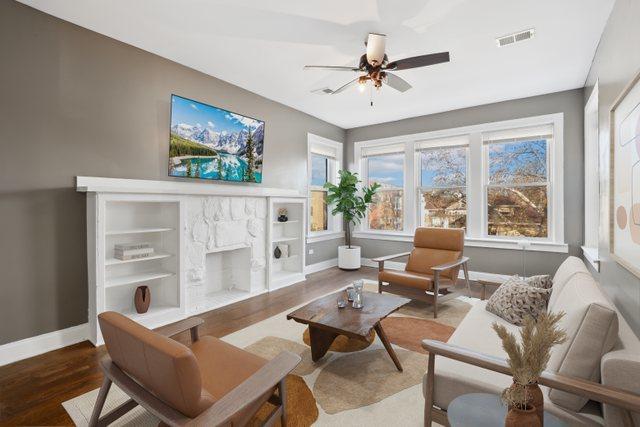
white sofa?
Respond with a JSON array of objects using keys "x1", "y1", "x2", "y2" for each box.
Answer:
[{"x1": 423, "y1": 256, "x2": 640, "y2": 426}]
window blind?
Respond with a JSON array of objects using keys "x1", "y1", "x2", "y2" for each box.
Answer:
[
  {"x1": 311, "y1": 142, "x2": 339, "y2": 159},
  {"x1": 483, "y1": 124, "x2": 553, "y2": 145},
  {"x1": 360, "y1": 143, "x2": 405, "y2": 157},
  {"x1": 416, "y1": 134, "x2": 470, "y2": 151}
]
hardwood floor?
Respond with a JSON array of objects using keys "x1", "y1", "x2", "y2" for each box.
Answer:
[
  {"x1": 0, "y1": 266, "x2": 490, "y2": 426},
  {"x1": 0, "y1": 267, "x2": 375, "y2": 426}
]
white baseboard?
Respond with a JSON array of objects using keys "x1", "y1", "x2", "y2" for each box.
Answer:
[
  {"x1": 305, "y1": 257, "x2": 339, "y2": 274},
  {"x1": 361, "y1": 258, "x2": 510, "y2": 283},
  {"x1": 0, "y1": 323, "x2": 88, "y2": 367}
]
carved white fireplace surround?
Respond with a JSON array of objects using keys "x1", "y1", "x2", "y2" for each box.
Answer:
[{"x1": 78, "y1": 177, "x2": 306, "y2": 345}]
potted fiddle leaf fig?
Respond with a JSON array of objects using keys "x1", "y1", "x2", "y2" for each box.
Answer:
[{"x1": 324, "y1": 170, "x2": 380, "y2": 270}]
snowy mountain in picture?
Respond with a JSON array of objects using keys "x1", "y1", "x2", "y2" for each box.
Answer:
[{"x1": 169, "y1": 95, "x2": 264, "y2": 183}]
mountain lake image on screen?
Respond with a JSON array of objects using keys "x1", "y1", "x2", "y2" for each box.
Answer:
[{"x1": 168, "y1": 94, "x2": 265, "y2": 183}]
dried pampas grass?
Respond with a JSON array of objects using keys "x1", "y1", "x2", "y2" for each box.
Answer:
[{"x1": 493, "y1": 311, "x2": 567, "y2": 408}]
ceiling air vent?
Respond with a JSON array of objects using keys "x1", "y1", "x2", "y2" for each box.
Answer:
[{"x1": 496, "y1": 28, "x2": 535, "y2": 47}]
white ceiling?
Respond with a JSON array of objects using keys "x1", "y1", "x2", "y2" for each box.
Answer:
[{"x1": 18, "y1": 0, "x2": 614, "y2": 129}]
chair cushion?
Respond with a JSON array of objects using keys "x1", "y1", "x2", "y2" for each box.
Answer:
[
  {"x1": 546, "y1": 273, "x2": 618, "y2": 411},
  {"x1": 414, "y1": 227, "x2": 464, "y2": 251},
  {"x1": 379, "y1": 269, "x2": 433, "y2": 290},
  {"x1": 485, "y1": 280, "x2": 551, "y2": 325},
  {"x1": 98, "y1": 312, "x2": 214, "y2": 418},
  {"x1": 191, "y1": 336, "x2": 271, "y2": 426}
]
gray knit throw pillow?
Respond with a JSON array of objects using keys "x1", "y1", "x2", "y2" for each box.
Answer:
[{"x1": 486, "y1": 279, "x2": 551, "y2": 325}]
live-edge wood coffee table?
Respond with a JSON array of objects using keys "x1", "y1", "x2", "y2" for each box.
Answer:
[{"x1": 287, "y1": 290, "x2": 410, "y2": 371}]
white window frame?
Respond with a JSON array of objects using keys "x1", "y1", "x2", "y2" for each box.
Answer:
[
  {"x1": 352, "y1": 113, "x2": 566, "y2": 253},
  {"x1": 307, "y1": 133, "x2": 343, "y2": 243},
  {"x1": 582, "y1": 82, "x2": 600, "y2": 270}
]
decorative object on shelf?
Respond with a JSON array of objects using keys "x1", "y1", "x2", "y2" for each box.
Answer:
[
  {"x1": 274, "y1": 246, "x2": 282, "y2": 259},
  {"x1": 493, "y1": 311, "x2": 567, "y2": 425},
  {"x1": 352, "y1": 280, "x2": 364, "y2": 309},
  {"x1": 168, "y1": 94, "x2": 265, "y2": 183},
  {"x1": 276, "y1": 244, "x2": 289, "y2": 258},
  {"x1": 134, "y1": 286, "x2": 151, "y2": 314},
  {"x1": 610, "y1": 68, "x2": 640, "y2": 278},
  {"x1": 114, "y1": 243, "x2": 154, "y2": 261},
  {"x1": 324, "y1": 170, "x2": 380, "y2": 270},
  {"x1": 277, "y1": 207, "x2": 288, "y2": 222}
]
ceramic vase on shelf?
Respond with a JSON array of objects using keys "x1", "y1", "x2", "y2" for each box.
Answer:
[
  {"x1": 134, "y1": 285, "x2": 151, "y2": 314},
  {"x1": 504, "y1": 404, "x2": 541, "y2": 427}
]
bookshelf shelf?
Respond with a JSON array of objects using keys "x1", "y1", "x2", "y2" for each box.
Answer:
[
  {"x1": 105, "y1": 252, "x2": 173, "y2": 266},
  {"x1": 106, "y1": 227, "x2": 174, "y2": 235},
  {"x1": 268, "y1": 198, "x2": 306, "y2": 291},
  {"x1": 105, "y1": 271, "x2": 175, "y2": 288}
]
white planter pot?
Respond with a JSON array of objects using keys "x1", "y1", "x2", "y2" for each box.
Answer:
[{"x1": 338, "y1": 245, "x2": 361, "y2": 270}]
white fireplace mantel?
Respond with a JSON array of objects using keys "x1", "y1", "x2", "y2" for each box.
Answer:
[
  {"x1": 79, "y1": 176, "x2": 306, "y2": 345},
  {"x1": 76, "y1": 176, "x2": 304, "y2": 198}
]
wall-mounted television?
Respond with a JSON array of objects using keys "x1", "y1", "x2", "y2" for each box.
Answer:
[{"x1": 168, "y1": 94, "x2": 264, "y2": 183}]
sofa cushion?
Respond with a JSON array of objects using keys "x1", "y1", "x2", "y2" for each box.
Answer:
[
  {"x1": 546, "y1": 273, "x2": 618, "y2": 411},
  {"x1": 549, "y1": 256, "x2": 590, "y2": 309},
  {"x1": 485, "y1": 280, "x2": 551, "y2": 325}
]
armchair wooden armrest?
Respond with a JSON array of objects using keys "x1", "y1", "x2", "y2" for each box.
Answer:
[
  {"x1": 189, "y1": 351, "x2": 301, "y2": 426},
  {"x1": 421, "y1": 339, "x2": 640, "y2": 421},
  {"x1": 157, "y1": 317, "x2": 204, "y2": 342},
  {"x1": 431, "y1": 256, "x2": 469, "y2": 272},
  {"x1": 372, "y1": 251, "x2": 412, "y2": 264}
]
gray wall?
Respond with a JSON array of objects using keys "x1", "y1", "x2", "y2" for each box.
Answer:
[
  {"x1": 346, "y1": 89, "x2": 585, "y2": 276},
  {"x1": 584, "y1": 0, "x2": 640, "y2": 336},
  {"x1": 0, "y1": 1, "x2": 344, "y2": 345}
]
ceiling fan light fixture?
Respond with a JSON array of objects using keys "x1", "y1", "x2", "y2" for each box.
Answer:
[{"x1": 366, "y1": 33, "x2": 386, "y2": 65}]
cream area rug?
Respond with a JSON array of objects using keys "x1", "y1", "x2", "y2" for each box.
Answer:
[{"x1": 63, "y1": 280, "x2": 478, "y2": 426}]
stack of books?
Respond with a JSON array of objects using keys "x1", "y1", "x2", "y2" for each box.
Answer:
[{"x1": 114, "y1": 243, "x2": 154, "y2": 261}]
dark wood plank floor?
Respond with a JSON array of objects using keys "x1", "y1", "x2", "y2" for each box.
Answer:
[{"x1": 0, "y1": 266, "x2": 490, "y2": 426}]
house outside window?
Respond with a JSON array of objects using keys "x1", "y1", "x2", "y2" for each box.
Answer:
[{"x1": 307, "y1": 134, "x2": 343, "y2": 242}]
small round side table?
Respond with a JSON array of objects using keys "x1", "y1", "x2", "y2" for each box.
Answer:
[{"x1": 447, "y1": 393, "x2": 567, "y2": 427}]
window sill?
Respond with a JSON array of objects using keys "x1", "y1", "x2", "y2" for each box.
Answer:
[
  {"x1": 581, "y1": 246, "x2": 600, "y2": 272},
  {"x1": 306, "y1": 231, "x2": 344, "y2": 244},
  {"x1": 352, "y1": 230, "x2": 569, "y2": 253}
]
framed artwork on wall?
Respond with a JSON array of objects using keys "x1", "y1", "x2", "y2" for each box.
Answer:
[{"x1": 610, "y1": 68, "x2": 640, "y2": 278}]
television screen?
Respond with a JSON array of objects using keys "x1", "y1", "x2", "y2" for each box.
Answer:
[{"x1": 169, "y1": 94, "x2": 264, "y2": 183}]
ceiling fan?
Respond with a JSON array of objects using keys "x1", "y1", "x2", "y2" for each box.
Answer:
[{"x1": 305, "y1": 33, "x2": 450, "y2": 96}]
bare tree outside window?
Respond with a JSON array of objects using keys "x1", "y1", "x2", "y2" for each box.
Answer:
[
  {"x1": 310, "y1": 154, "x2": 329, "y2": 232},
  {"x1": 419, "y1": 145, "x2": 467, "y2": 229},
  {"x1": 367, "y1": 153, "x2": 404, "y2": 230},
  {"x1": 486, "y1": 138, "x2": 549, "y2": 237}
]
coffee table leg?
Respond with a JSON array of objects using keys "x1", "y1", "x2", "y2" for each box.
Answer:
[
  {"x1": 374, "y1": 322, "x2": 403, "y2": 372},
  {"x1": 308, "y1": 326, "x2": 338, "y2": 362}
]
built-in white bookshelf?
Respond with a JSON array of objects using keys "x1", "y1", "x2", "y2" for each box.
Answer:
[
  {"x1": 87, "y1": 194, "x2": 183, "y2": 345},
  {"x1": 268, "y1": 198, "x2": 306, "y2": 290}
]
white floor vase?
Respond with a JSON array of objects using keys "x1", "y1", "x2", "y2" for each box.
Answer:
[{"x1": 338, "y1": 245, "x2": 361, "y2": 270}]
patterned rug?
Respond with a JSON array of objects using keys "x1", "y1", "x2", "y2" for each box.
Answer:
[{"x1": 63, "y1": 281, "x2": 477, "y2": 426}]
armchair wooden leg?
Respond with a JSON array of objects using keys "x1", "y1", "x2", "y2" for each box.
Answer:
[
  {"x1": 378, "y1": 261, "x2": 384, "y2": 294},
  {"x1": 89, "y1": 376, "x2": 112, "y2": 427},
  {"x1": 279, "y1": 377, "x2": 288, "y2": 427},
  {"x1": 378, "y1": 280, "x2": 383, "y2": 294},
  {"x1": 424, "y1": 352, "x2": 435, "y2": 426},
  {"x1": 433, "y1": 273, "x2": 439, "y2": 319},
  {"x1": 462, "y1": 262, "x2": 471, "y2": 293}
]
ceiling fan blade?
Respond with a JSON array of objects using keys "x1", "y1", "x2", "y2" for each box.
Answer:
[
  {"x1": 332, "y1": 77, "x2": 359, "y2": 94},
  {"x1": 304, "y1": 65, "x2": 361, "y2": 72},
  {"x1": 386, "y1": 52, "x2": 450, "y2": 71},
  {"x1": 384, "y1": 72, "x2": 412, "y2": 92}
]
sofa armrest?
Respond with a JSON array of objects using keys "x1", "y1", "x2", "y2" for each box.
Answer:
[
  {"x1": 372, "y1": 252, "x2": 412, "y2": 264},
  {"x1": 421, "y1": 339, "x2": 640, "y2": 414},
  {"x1": 188, "y1": 351, "x2": 301, "y2": 426},
  {"x1": 157, "y1": 317, "x2": 204, "y2": 342},
  {"x1": 431, "y1": 256, "x2": 469, "y2": 272}
]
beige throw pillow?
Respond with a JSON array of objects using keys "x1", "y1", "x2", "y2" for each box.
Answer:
[
  {"x1": 502, "y1": 274, "x2": 553, "y2": 289},
  {"x1": 486, "y1": 280, "x2": 551, "y2": 326}
]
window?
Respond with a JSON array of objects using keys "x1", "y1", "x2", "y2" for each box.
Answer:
[
  {"x1": 484, "y1": 126, "x2": 551, "y2": 238},
  {"x1": 308, "y1": 134, "x2": 343, "y2": 240},
  {"x1": 310, "y1": 154, "x2": 329, "y2": 231},
  {"x1": 352, "y1": 113, "x2": 565, "y2": 252},
  {"x1": 362, "y1": 145, "x2": 405, "y2": 231},
  {"x1": 418, "y1": 137, "x2": 468, "y2": 230}
]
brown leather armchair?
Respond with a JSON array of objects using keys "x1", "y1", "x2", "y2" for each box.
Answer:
[
  {"x1": 373, "y1": 227, "x2": 470, "y2": 318},
  {"x1": 89, "y1": 312, "x2": 300, "y2": 427}
]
